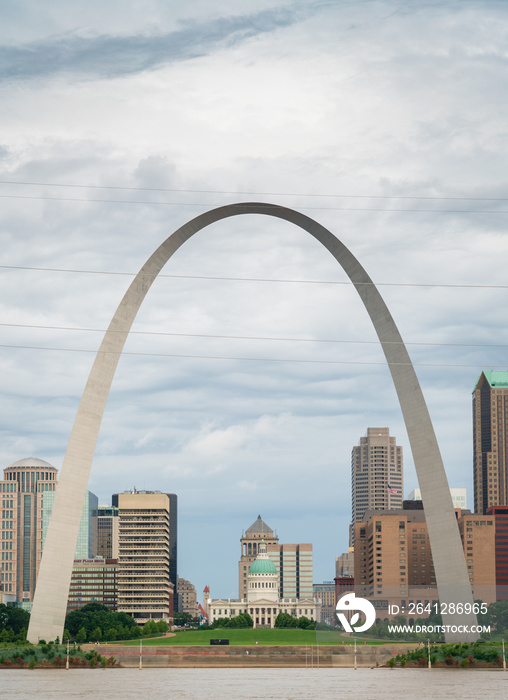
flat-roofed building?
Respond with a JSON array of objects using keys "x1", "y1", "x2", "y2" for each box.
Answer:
[
  {"x1": 177, "y1": 576, "x2": 199, "y2": 618},
  {"x1": 114, "y1": 491, "x2": 175, "y2": 623},
  {"x1": 486, "y1": 506, "x2": 508, "y2": 600},
  {"x1": 457, "y1": 511, "x2": 496, "y2": 603},
  {"x1": 95, "y1": 506, "x2": 119, "y2": 559},
  {"x1": 335, "y1": 549, "x2": 355, "y2": 578},
  {"x1": 313, "y1": 582, "x2": 336, "y2": 624},
  {"x1": 67, "y1": 557, "x2": 118, "y2": 612},
  {"x1": 267, "y1": 543, "x2": 313, "y2": 599},
  {"x1": 353, "y1": 506, "x2": 496, "y2": 616}
]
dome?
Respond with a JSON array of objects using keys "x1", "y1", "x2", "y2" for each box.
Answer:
[
  {"x1": 6, "y1": 457, "x2": 56, "y2": 470},
  {"x1": 249, "y1": 558, "x2": 277, "y2": 574}
]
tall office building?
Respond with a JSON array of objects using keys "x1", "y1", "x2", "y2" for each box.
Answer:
[
  {"x1": 335, "y1": 549, "x2": 355, "y2": 578},
  {"x1": 94, "y1": 505, "x2": 119, "y2": 559},
  {"x1": 113, "y1": 490, "x2": 176, "y2": 623},
  {"x1": 42, "y1": 489, "x2": 98, "y2": 558},
  {"x1": 0, "y1": 458, "x2": 57, "y2": 606},
  {"x1": 266, "y1": 543, "x2": 313, "y2": 599},
  {"x1": 473, "y1": 371, "x2": 508, "y2": 514},
  {"x1": 239, "y1": 515, "x2": 279, "y2": 599},
  {"x1": 351, "y1": 428, "x2": 403, "y2": 534}
]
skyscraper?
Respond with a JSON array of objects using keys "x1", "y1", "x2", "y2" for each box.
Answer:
[
  {"x1": 473, "y1": 371, "x2": 508, "y2": 514},
  {"x1": 0, "y1": 457, "x2": 101, "y2": 607},
  {"x1": 94, "y1": 505, "x2": 119, "y2": 559},
  {"x1": 42, "y1": 489, "x2": 98, "y2": 558},
  {"x1": 113, "y1": 490, "x2": 176, "y2": 623},
  {"x1": 0, "y1": 457, "x2": 57, "y2": 606},
  {"x1": 351, "y1": 428, "x2": 403, "y2": 536}
]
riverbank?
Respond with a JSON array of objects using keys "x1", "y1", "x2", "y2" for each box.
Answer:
[{"x1": 80, "y1": 643, "x2": 415, "y2": 668}]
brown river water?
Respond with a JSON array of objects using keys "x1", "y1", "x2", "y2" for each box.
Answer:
[{"x1": 0, "y1": 668, "x2": 507, "y2": 700}]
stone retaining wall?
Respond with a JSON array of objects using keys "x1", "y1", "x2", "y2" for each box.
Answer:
[{"x1": 92, "y1": 644, "x2": 416, "y2": 668}]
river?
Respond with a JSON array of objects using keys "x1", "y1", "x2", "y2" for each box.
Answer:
[{"x1": 0, "y1": 668, "x2": 507, "y2": 699}]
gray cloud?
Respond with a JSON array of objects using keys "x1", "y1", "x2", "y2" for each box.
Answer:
[{"x1": 0, "y1": 9, "x2": 298, "y2": 83}]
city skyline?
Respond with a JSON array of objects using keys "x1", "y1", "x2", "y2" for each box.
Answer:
[
  {"x1": 0, "y1": 451, "x2": 480, "y2": 608},
  {"x1": 2, "y1": 0, "x2": 508, "y2": 600}
]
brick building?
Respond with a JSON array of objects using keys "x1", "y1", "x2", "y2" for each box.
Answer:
[
  {"x1": 486, "y1": 505, "x2": 508, "y2": 599},
  {"x1": 353, "y1": 506, "x2": 496, "y2": 616}
]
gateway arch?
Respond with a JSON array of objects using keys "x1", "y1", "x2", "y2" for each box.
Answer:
[{"x1": 28, "y1": 202, "x2": 478, "y2": 643}]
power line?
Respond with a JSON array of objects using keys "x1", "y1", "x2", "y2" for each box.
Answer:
[
  {"x1": 1, "y1": 264, "x2": 508, "y2": 289},
  {"x1": 0, "y1": 341, "x2": 505, "y2": 369},
  {"x1": 1, "y1": 179, "x2": 507, "y2": 202},
  {"x1": 0, "y1": 192, "x2": 506, "y2": 214},
  {"x1": 1, "y1": 322, "x2": 507, "y2": 351}
]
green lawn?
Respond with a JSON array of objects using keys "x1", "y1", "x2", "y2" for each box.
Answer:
[{"x1": 120, "y1": 628, "x2": 383, "y2": 646}]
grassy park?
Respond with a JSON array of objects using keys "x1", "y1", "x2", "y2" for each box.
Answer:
[{"x1": 120, "y1": 627, "x2": 384, "y2": 646}]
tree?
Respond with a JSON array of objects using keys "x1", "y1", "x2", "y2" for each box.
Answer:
[
  {"x1": 65, "y1": 604, "x2": 138, "y2": 640},
  {"x1": 76, "y1": 627, "x2": 87, "y2": 644},
  {"x1": 274, "y1": 613, "x2": 297, "y2": 628},
  {"x1": 0, "y1": 604, "x2": 30, "y2": 636},
  {"x1": 129, "y1": 624, "x2": 142, "y2": 638},
  {"x1": 91, "y1": 626, "x2": 102, "y2": 642},
  {"x1": 65, "y1": 610, "x2": 87, "y2": 637},
  {"x1": 233, "y1": 613, "x2": 253, "y2": 628},
  {"x1": 143, "y1": 620, "x2": 158, "y2": 636},
  {"x1": 297, "y1": 616, "x2": 315, "y2": 630},
  {"x1": 210, "y1": 617, "x2": 230, "y2": 629},
  {"x1": 173, "y1": 612, "x2": 194, "y2": 626},
  {"x1": 488, "y1": 600, "x2": 508, "y2": 633},
  {"x1": 156, "y1": 620, "x2": 169, "y2": 634}
]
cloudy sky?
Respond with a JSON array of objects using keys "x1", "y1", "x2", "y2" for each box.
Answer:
[{"x1": 1, "y1": 0, "x2": 508, "y2": 599}]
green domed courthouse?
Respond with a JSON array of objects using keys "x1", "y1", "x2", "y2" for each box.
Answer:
[{"x1": 207, "y1": 539, "x2": 320, "y2": 628}]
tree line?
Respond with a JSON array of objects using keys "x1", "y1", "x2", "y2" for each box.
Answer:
[{"x1": 64, "y1": 603, "x2": 169, "y2": 642}]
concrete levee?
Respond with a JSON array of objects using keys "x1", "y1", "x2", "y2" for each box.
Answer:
[{"x1": 94, "y1": 644, "x2": 415, "y2": 668}]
